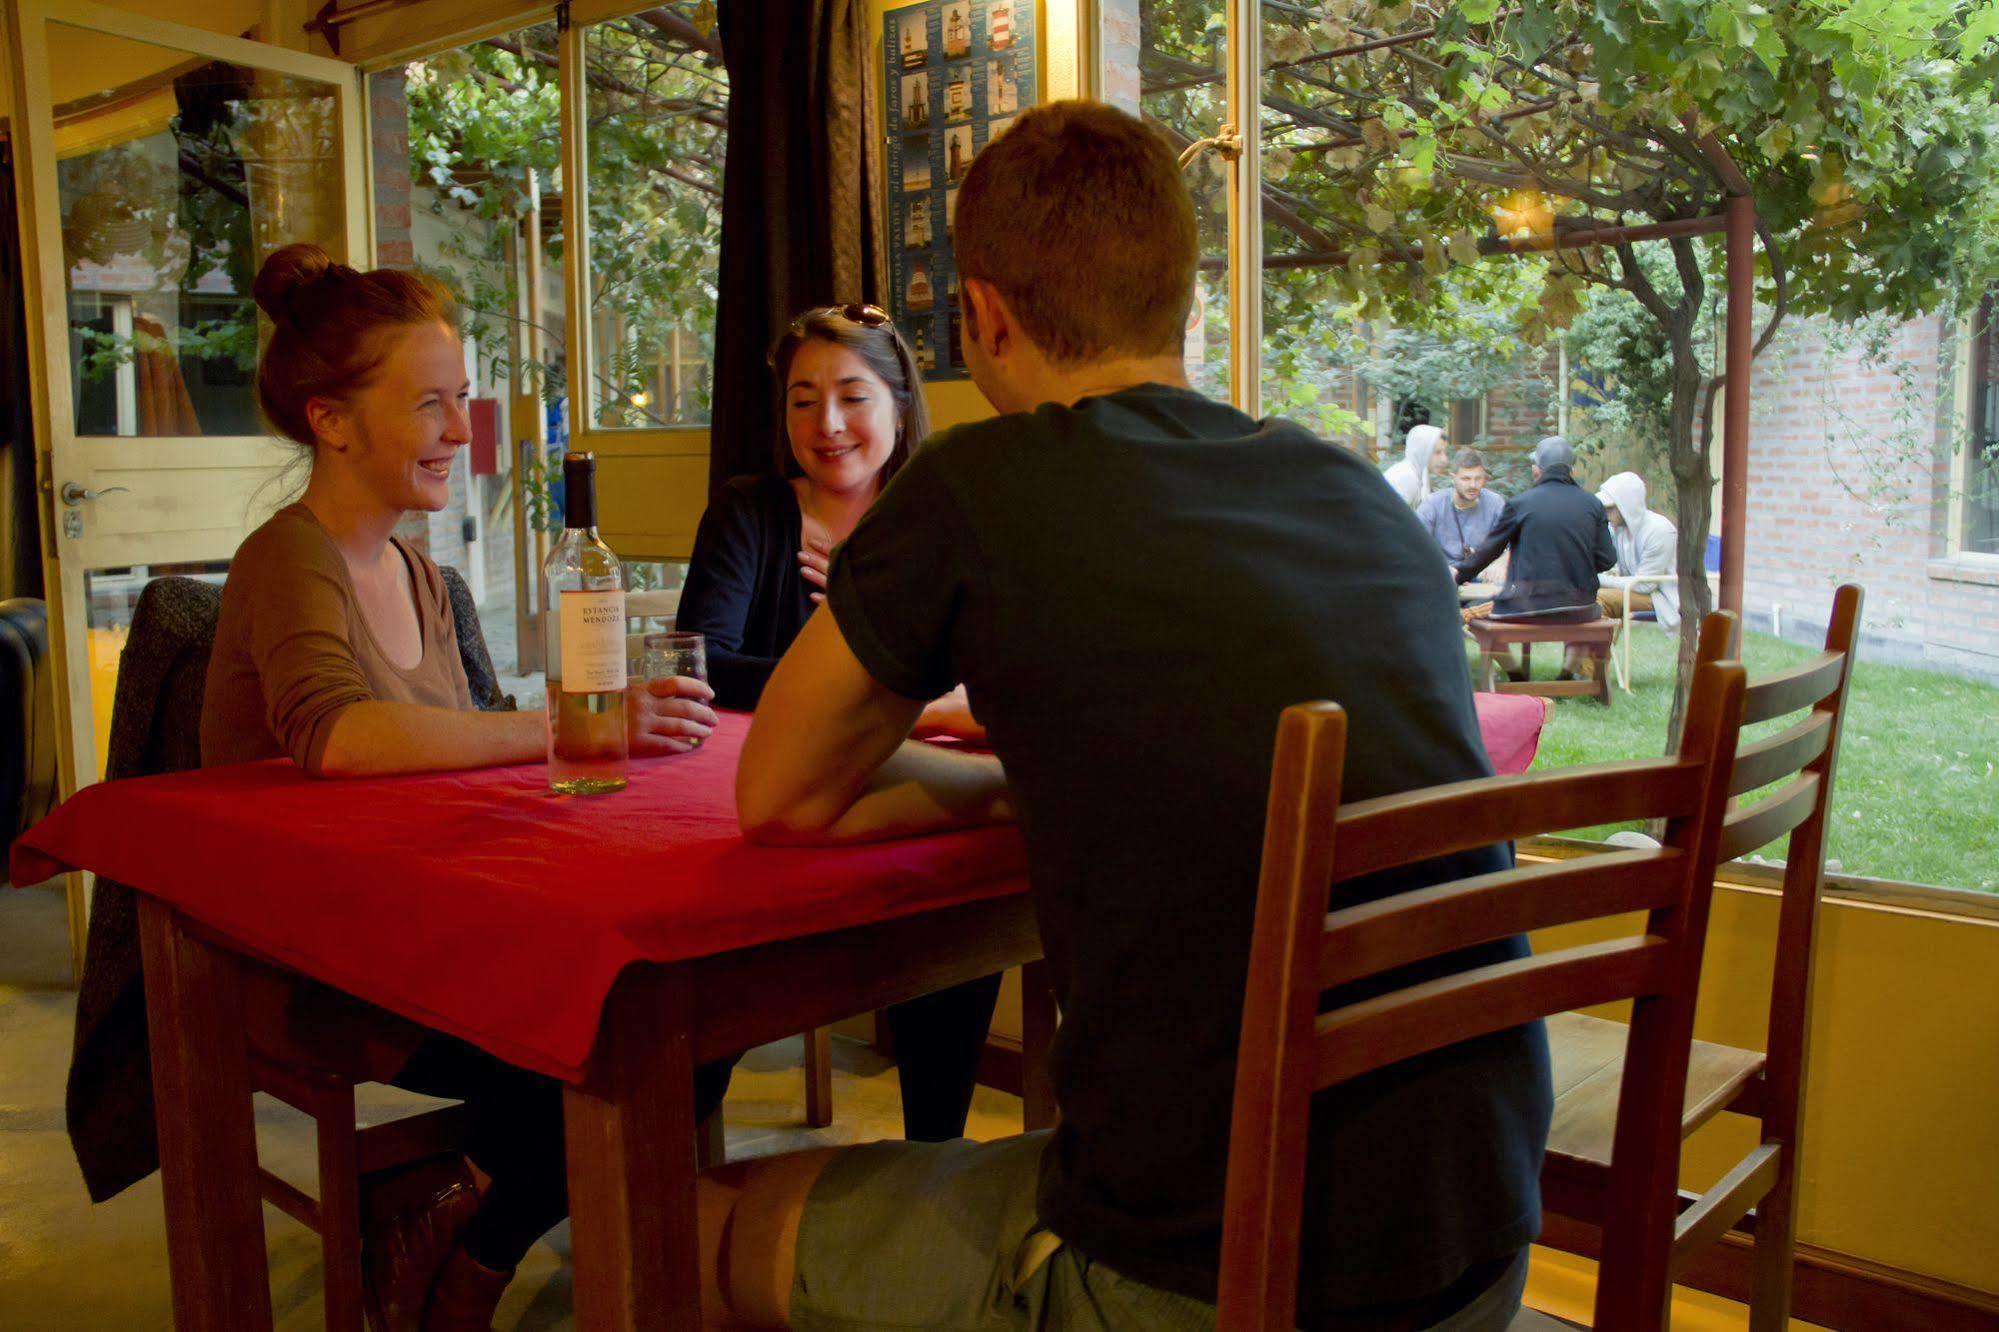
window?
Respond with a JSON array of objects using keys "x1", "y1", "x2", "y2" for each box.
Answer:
[
  {"x1": 581, "y1": 6, "x2": 727, "y2": 429},
  {"x1": 1137, "y1": 0, "x2": 1230, "y2": 402},
  {"x1": 1962, "y1": 296, "x2": 1999, "y2": 557},
  {"x1": 53, "y1": 43, "x2": 343, "y2": 437}
]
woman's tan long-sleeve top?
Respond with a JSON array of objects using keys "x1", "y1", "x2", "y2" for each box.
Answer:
[{"x1": 201, "y1": 503, "x2": 472, "y2": 773}]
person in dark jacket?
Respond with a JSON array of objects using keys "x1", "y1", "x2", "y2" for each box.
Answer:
[
  {"x1": 1454, "y1": 435, "x2": 1617, "y2": 678},
  {"x1": 677, "y1": 304, "x2": 1000, "y2": 1144}
]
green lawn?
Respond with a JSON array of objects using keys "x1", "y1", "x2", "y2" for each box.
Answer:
[{"x1": 1494, "y1": 625, "x2": 1999, "y2": 894}]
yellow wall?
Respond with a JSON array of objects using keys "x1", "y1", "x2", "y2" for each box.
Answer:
[{"x1": 1536, "y1": 883, "x2": 1999, "y2": 1294}]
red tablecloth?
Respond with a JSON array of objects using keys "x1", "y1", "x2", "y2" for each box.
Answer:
[
  {"x1": 1473, "y1": 690, "x2": 1549, "y2": 776},
  {"x1": 12, "y1": 699, "x2": 1543, "y2": 1083},
  {"x1": 14, "y1": 715, "x2": 1027, "y2": 1080}
]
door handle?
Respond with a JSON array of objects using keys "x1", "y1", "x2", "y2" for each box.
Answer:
[{"x1": 59, "y1": 482, "x2": 129, "y2": 506}]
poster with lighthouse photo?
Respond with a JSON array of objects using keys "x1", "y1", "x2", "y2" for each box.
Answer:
[{"x1": 882, "y1": 0, "x2": 1037, "y2": 378}]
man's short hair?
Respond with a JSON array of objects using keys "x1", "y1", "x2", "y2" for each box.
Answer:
[
  {"x1": 1451, "y1": 448, "x2": 1488, "y2": 473},
  {"x1": 954, "y1": 100, "x2": 1197, "y2": 366},
  {"x1": 1531, "y1": 435, "x2": 1574, "y2": 469}
]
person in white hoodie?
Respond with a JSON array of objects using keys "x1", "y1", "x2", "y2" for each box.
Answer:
[
  {"x1": 1594, "y1": 470, "x2": 1680, "y2": 632},
  {"x1": 1380, "y1": 421, "x2": 1445, "y2": 507}
]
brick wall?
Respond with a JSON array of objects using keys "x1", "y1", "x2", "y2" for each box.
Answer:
[
  {"x1": 371, "y1": 69, "x2": 414, "y2": 269},
  {"x1": 1740, "y1": 314, "x2": 1999, "y2": 681}
]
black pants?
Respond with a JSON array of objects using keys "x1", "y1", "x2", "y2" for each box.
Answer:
[
  {"x1": 389, "y1": 973, "x2": 999, "y2": 1269},
  {"x1": 885, "y1": 972, "x2": 1002, "y2": 1142}
]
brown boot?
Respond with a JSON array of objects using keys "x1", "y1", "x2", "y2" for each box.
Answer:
[
  {"x1": 422, "y1": 1245, "x2": 514, "y2": 1332},
  {"x1": 362, "y1": 1157, "x2": 480, "y2": 1332}
]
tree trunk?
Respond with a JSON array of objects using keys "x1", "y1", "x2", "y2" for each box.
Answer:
[{"x1": 1663, "y1": 343, "x2": 1711, "y2": 749}]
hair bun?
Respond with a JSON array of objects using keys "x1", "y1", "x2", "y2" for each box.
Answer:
[{"x1": 253, "y1": 243, "x2": 342, "y2": 321}]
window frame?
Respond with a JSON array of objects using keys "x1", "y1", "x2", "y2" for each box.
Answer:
[{"x1": 1948, "y1": 299, "x2": 1999, "y2": 567}]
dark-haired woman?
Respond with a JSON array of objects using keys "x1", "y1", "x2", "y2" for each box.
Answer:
[
  {"x1": 678, "y1": 305, "x2": 998, "y2": 1143},
  {"x1": 199, "y1": 244, "x2": 724, "y2": 1331}
]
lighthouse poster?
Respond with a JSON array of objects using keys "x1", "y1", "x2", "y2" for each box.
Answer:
[{"x1": 883, "y1": 0, "x2": 1036, "y2": 378}]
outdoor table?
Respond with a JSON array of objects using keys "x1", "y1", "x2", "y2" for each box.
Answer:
[{"x1": 11, "y1": 698, "x2": 1546, "y2": 1330}]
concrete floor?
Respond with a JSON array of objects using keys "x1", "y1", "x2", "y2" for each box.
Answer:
[{"x1": 0, "y1": 880, "x2": 1025, "y2": 1330}]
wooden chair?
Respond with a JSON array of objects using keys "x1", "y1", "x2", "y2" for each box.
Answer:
[
  {"x1": 1217, "y1": 658, "x2": 1747, "y2": 1331},
  {"x1": 1537, "y1": 583, "x2": 1864, "y2": 1330},
  {"x1": 91, "y1": 575, "x2": 481, "y2": 1332}
]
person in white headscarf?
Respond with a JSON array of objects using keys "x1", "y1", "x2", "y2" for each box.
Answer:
[
  {"x1": 1594, "y1": 470, "x2": 1680, "y2": 631},
  {"x1": 1380, "y1": 422, "x2": 1445, "y2": 508}
]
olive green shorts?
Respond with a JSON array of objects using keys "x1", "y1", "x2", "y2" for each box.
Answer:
[{"x1": 788, "y1": 1131, "x2": 1217, "y2": 1331}]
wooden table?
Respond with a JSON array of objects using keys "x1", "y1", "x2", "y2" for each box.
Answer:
[
  {"x1": 136, "y1": 886, "x2": 1052, "y2": 1331},
  {"x1": 15, "y1": 715, "x2": 1048, "y2": 1331}
]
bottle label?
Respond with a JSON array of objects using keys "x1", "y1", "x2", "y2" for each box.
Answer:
[{"x1": 558, "y1": 589, "x2": 627, "y2": 693}]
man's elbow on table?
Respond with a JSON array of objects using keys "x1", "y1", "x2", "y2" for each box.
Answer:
[{"x1": 736, "y1": 774, "x2": 851, "y2": 846}]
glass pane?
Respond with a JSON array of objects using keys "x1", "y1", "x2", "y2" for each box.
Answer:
[
  {"x1": 369, "y1": 26, "x2": 560, "y2": 689},
  {"x1": 583, "y1": 6, "x2": 728, "y2": 429},
  {"x1": 50, "y1": 24, "x2": 345, "y2": 438},
  {"x1": 1968, "y1": 304, "x2": 1999, "y2": 556},
  {"x1": 1255, "y1": 5, "x2": 1377, "y2": 449},
  {"x1": 1138, "y1": 0, "x2": 1229, "y2": 403}
]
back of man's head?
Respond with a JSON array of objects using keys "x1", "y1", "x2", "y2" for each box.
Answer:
[
  {"x1": 1531, "y1": 436, "x2": 1574, "y2": 471},
  {"x1": 954, "y1": 101, "x2": 1197, "y2": 366}
]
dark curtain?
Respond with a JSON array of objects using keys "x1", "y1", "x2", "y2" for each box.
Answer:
[
  {"x1": 710, "y1": 0, "x2": 884, "y2": 494},
  {"x1": 0, "y1": 145, "x2": 43, "y2": 601}
]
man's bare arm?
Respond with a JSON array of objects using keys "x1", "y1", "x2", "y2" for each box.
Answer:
[{"x1": 737, "y1": 608, "x2": 1011, "y2": 845}]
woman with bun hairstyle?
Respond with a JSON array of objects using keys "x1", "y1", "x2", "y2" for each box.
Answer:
[
  {"x1": 198, "y1": 244, "x2": 726, "y2": 1331},
  {"x1": 678, "y1": 304, "x2": 996, "y2": 1144}
]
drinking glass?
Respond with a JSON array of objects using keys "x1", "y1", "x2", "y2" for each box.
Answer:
[{"x1": 641, "y1": 632, "x2": 708, "y2": 750}]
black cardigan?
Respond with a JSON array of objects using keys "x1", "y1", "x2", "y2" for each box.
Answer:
[
  {"x1": 1455, "y1": 466, "x2": 1617, "y2": 619},
  {"x1": 676, "y1": 474, "x2": 815, "y2": 709}
]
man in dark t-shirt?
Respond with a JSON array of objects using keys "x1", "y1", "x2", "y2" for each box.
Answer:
[{"x1": 705, "y1": 103, "x2": 1551, "y2": 1331}]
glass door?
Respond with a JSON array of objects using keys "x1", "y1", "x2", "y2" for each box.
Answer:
[{"x1": 6, "y1": 0, "x2": 366, "y2": 789}]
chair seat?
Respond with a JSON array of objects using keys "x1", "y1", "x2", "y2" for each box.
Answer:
[{"x1": 1545, "y1": 1012, "x2": 1766, "y2": 1166}]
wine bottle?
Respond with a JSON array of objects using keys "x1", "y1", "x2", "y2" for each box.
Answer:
[{"x1": 542, "y1": 452, "x2": 628, "y2": 794}]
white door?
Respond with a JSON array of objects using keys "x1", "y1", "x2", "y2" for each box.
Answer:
[{"x1": 6, "y1": 0, "x2": 366, "y2": 791}]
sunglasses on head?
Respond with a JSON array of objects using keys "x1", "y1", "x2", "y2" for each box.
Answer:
[{"x1": 793, "y1": 302, "x2": 890, "y2": 329}]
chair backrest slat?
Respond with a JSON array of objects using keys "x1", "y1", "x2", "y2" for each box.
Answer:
[
  {"x1": 1717, "y1": 772, "x2": 1822, "y2": 863},
  {"x1": 1332, "y1": 761, "x2": 1704, "y2": 882},
  {"x1": 1314, "y1": 936, "x2": 1676, "y2": 1089},
  {"x1": 1319, "y1": 847, "x2": 1686, "y2": 990},
  {"x1": 1741, "y1": 649, "x2": 1844, "y2": 726},
  {"x1": 1729, "y1": 711, "x2": 1832, "y2": 797}
]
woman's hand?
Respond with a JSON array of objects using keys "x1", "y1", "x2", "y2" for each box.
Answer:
[
  {"x1": 911, "y1": 684, "x2": 987, "y2": 743},
  {"x1": 798, "y1": 535, "x2": 832, "y2": 605},
  {"x1": 628, "y1": 675, "x2": 719, "y2": 756}
]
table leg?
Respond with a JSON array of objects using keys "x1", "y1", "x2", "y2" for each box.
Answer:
[
  {"x1": 565, "y1": 967, "x2": 702, "y2": 1331},
  {"x1": 803, "y1": 1025, "x2": 834, "y2": 1128},
  {"x1": 1020, "y1": 959, "x2": 1058, "y2": 1131},
  {"x1": 136, "y1": 899, "x2": 273, "y2": 1331}
]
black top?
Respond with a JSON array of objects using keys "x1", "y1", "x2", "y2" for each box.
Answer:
[
  {"x1": 1454, "y1": 466, "x2": 1617, "y2": 619},
  {"x1": 826, "y1": 384, "x2": 1551, "y2": 1320},
  {"x1": 676, "y1": 474, "x2": 814, "y2": 710}
]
